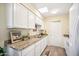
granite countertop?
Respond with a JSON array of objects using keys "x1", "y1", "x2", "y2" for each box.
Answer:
[{"x1": 9, "y1": 35, "x2": 48, "y2": 50}]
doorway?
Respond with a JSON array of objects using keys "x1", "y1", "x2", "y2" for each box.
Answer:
[{"x1": 47, "y1": 21, "x2": 64, "y2": 47}]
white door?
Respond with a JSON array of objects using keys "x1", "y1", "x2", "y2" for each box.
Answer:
[{"x1": 47, "y1": 21, "x2": 64, "y2": 47}]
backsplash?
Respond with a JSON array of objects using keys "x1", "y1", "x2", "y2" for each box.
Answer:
[
  {"x1": 8, "y1": 28, "x2": 40, "y2": 36},
  {"x1": 8, "y1": 28, "x2": 28, "y2": 36}
]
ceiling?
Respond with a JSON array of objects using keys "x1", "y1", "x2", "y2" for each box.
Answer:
[{"x1": 31, "y1": 3, "x2": 72, "y2": 17}]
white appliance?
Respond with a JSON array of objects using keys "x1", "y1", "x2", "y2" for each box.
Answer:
[{"x1": 66, "y1": 3, "x2": 79, "y2": 56}]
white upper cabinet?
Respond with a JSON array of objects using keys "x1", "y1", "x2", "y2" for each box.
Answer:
[
  {"x1": 7, "y1": 4, "x2": 14, "y2": 28},
  {"x1": 28, "y1": 11, "x2": 35, "y2": 29},
  {"x1": 35, "y1": 17, "x2": 45, "y2": 30},
  {"x1": 14, "y1": 4, "x2": 28, "y2": 28},
  {"x1": 7, "y1": 3, "x2": 44, "y2": 29},
  {"x1": 7, "y1": 3, "x2": 28, "y2": 28},
  {"x1": 35, "y1": 17, "x2": 42, "y2": 25},
  {"x1": 40, "y1": 20, "x2": 45, "y2": 30},
  {"x1": 7, "y1": 3, "x2": 35, "y2": 29}
]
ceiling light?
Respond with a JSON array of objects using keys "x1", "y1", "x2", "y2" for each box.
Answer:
[
  {"x1": 38, "y1": 7, "x2": 48, "y2": 13},
  {"x1": 51, "y1": 9, "x2": 59, "y2": 14}
]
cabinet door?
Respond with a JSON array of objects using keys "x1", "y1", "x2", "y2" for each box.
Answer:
[
  {"x1": 14, "y1": 3, "x2": 28, "y2": 28},
  {"x1": 40, "y1": 39, "x2": 44, "y2": 54},
  {"x1": 35, "y1": 17, "x2": 42, "y2": 25},
  {"x1": 35, "y1": 17, "x2": 45, "y2": 30},
  {"x1": 22, "y1": 44, "x2": 35, "y2": 56},
  {"x1": 41, "y1": 20, "x2": 45, "y2": 30},
  {"x1": 42, "y1": 39, "x2": 46, "y2": 52},
  {"x1": 28, "y1": 11, "x2": 35, "y2": 29},
  {"x1": 40, "y1": 37, "x2": 48, "y2": 54},
  {"x1": 7, "y1": 4, "x2": 14, "y2": 28},
  {"x1": 45, "y1": 36, "x2": 48, "y2": 45},
  {"x1": 35, "y1": 41, "x2": 41, "y2": 56},
  {"x1": 24, "y1": 50, "x2": 34, "y2": 56},
  {"x1": 7, "y1": 46, "x2": 21, "y2": 56}
]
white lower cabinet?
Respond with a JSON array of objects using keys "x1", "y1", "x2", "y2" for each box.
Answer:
[
  {"x1": 40, "y1": 39, "x2": 44, "y2": 54},
  {"x1": 40, "y1": 37, "x2": 47, "y2": 54},
  {"x1": 34, "y1": 37, "x2": 48, "y2": 56},
  {"x1": 35, "y1": 41, "x2": 41, "y2": 56},
  {"x1": 22, "y1": 44, "x2": 35, "y2": 56},
  {"x1": 7, "y1": 36, "x2": 48, "y2": 56},
  {"x1": 7, "y1": 46, "x2": 22, "y2": 56}
]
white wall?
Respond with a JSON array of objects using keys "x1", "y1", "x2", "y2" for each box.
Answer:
[
  {"x1": 44, "y1": 15, "x2": 69, "y2": 35},
  {"x1": 0, "y1": 4, "x2": 8, "y2": 47}
]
